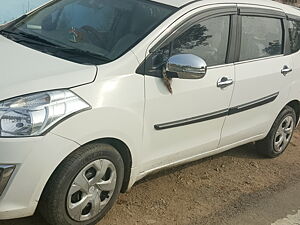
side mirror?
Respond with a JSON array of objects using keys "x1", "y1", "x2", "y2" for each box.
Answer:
[{"x1": 166, "y1": 54, "x2": 207, "y2": 79}]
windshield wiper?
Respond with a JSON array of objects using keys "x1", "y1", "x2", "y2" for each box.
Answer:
[
  {"x1": 0, "y1": 30, "x2": 58, "y2": 47},
  {"x1": 56, "y1": 47, "x2": 112, "y2": 63},
  {"x1": 0, "y1": 29, "x2": 112, "y2": 64}
]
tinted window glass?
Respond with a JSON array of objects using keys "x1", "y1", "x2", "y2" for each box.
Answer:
[
  {"x1": 152, "y1": 43, "x2": 171, "y2": 69},
  {"x1": 172, "y1": 16, "x2": 230, "y2": 67},
  {"x1": 240, "y1": 16, "x2": 283, "y2": 61},
  {"x1": 288, "y1": 19, "x2": 300, "y2": 53},
  {"x1": 3, "y1": 0, "x2": 175, "y2": 65}
]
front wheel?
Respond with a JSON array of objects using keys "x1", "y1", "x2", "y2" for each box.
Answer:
[
  {"x1": 256, "y1": 106, "x2": 297, "y2": 158},
  {"x1": 39, "y1": 143, "x2": 124, "y2": 225}
]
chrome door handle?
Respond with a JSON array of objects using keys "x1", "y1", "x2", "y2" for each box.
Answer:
[
  {"x1": 281, "y1": 65, "x2": 292, "y2": 75},
  {"x1": 217, "y1": 77, "x2": 233, "y2": 88}
]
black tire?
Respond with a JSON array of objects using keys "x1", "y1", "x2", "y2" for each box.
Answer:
[
  {"x1": 39, "y1": 143, "x2": 124, "y2": 225},
  {"x1": 256, "y1": 106, "x2": 297, "y2": 158}
]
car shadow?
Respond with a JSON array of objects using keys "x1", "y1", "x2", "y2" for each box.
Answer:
[
  {"x1": 137, "y1": 142, "x2": 264, "y2": 185},
  {"x1": 0, "y1": 213, "x2": 47, "y2": 225}
]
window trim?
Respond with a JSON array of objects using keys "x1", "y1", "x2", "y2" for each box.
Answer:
[
  {"x1": 286, "y1": 13, "x2": 300, "y2": 22},
  {"x1": 234, "y1": 54, "x2": 284, "y2": 66},
  {"x1": 238, "y1": 6, "x2": 286, "y2": 19},
  {"x1": 136, "y1": 5, "x2": 238, "y2": 77},
  {"x1": 235, "y1": 7, "x2": 288, "y2": 63}
]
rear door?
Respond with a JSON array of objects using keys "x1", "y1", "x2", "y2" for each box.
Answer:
[
  {"x1": 220, "y1": 5, "x2": 293, "y2": 147},
  {"x1": 287, "y1": 15, "x2": 300, "y2": 115}
]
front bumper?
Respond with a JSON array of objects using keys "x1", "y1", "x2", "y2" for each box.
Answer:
[{"x1": 0, "y1": 133, "x2": 80, "y2": 220}]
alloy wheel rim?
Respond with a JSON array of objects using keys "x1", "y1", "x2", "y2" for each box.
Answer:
[
  {"x1": 274, "y1": 115, "x2": 294, "y2": 153},
  {"x1": 66, "y1": 159, "x2": 117, "y2": 222}
]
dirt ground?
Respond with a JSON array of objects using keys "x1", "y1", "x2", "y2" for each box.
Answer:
[{"x1": 1, "y1": 128, "x2": 300, "y2": 225}]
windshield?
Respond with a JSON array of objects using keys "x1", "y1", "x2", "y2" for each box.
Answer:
[{"x1": 1, "y1": 0, "x2": 176, "y2": 65}]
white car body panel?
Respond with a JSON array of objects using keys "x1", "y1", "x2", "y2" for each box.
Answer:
[
  {"x1": 0, "y1": 0, "x2": 299, "y2": 220},
  {"x1": 52, "y1": 51, "x2": 144, "y2": 169},
  {"x1": 142, "y1": 64, "x2": 234, "y2": 172},
  {"x1": 151, "y1": 0, "x2": 283, "y2": 8},
  {"x1": 220, "y1": 55, "x2": 293, "y2": 146},
  {"x1": 0, "y1": 133, "x2": 79, "y2": 219},
  {"x1": 290, "y1": 52, "x2": 300, "y2": 108},
  {"x1": 0, "y1": 35, "x2": 97, "y2": 101}
]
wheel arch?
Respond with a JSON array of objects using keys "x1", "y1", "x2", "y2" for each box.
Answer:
[
  {"x1": 286, "y1": 100, "x2": 300, "y2": 125},
  {"x1": 88, "y1": 138, "x2": 133, "y2": 193},
  {"x1": 39, "y1": 137, "x2": 133, "y2": 212}
]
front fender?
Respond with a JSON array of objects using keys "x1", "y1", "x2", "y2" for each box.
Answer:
[{"x1": 51, "y1": 74, "x2": 145, "y2": 169}]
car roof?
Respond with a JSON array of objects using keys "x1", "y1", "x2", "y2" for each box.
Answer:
[
  {"x1": 154, "y1": 0, "x2": 194, "y2": 8},
  {"x1": 153, "y1": 0, "x2": 296, "y2": 9},
  {"x1": 153, "y1": 0, "x2": 300, "y2": 18}
]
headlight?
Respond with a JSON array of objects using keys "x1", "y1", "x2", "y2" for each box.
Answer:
[{"x1": 0, "y1": 90, "x2": 90, "y2": 137}]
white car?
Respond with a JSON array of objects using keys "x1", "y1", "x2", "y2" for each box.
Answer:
[{"x1": 0, "y1": 0, "x2": 299, "y2": 224}]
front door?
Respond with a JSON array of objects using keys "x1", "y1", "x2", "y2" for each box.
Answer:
[{"x1": 141, "y1": 8, "x2": 237, "y2": 172}]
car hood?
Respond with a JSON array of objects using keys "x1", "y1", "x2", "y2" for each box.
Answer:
[{"x1": 0, "y1": 35, "x2": 97, "y2": 101}]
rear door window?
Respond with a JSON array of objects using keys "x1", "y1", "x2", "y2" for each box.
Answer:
[{"x1": 239, "y1": 16, "x2": 284, "y2": 61}]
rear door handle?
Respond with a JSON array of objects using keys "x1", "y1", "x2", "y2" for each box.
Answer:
[
  {"x1": 281, "y1": 65, "x2": 292, "y2": 75},
  {"x1": 217, "y1": 77, "x2": 233, "y2": 88}
]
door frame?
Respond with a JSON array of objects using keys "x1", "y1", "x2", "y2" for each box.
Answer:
[
  {"x1": 234, "y1": 5, "x2": 291, "y2": 63},
  {"x1": 136, "y1": 4, "x2": 239, "y2": 77}
]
